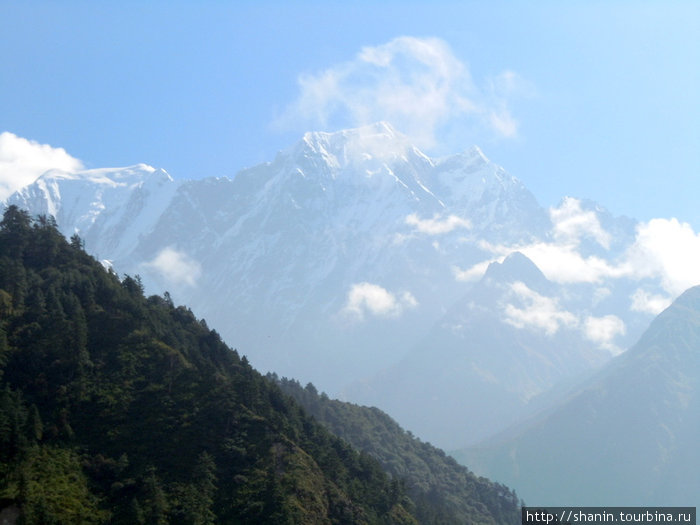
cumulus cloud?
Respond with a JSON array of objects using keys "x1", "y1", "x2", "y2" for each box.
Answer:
[
  {"x1": 459, "y1": 205, "x2": 700, "y2": 340},
  {"x1": 630, "y1": 288, "x2": 672, "y2": 315},
  {"x1": 143, "y1": 247, "x2": 202, "y2": 287},
  {"x1": 276, "y1": 36, "x2": 524, "y2": 149},
  {"x1": 503, "y1": 282, "x2": 578, "y2": 335},
  {"x1": 342, "y1": 282, "x2": 417, "y2": 320},
  {"x1": 453, "y1": 258, "x2": 499, "y2": 282},
  {"x1": 0, "y1": 132, "x2": 83, "y2": 200},
  {"x1": 584, "y1": 315, "x2": 626, "y2": 354},
  {"x1": 625, "y1": 218, "x2": 700, "y2": 296},
  {"x1": 550, "y1": 197, "x2": 611, "y2": 248},
  {"x1": 474, "y1": 201, "x2": 700, "y2": 300},
  {"x1": 405, "y1": 213, "x2": 471, "y2": 235},
  {"x1": 471, "y1": 199, "x2": 623, "y2": 285},
  {"x1": 479, "y1": 239, "x2": 621, "y2": 284},
  {"x1": 502, "y1": 283, "x2": 627, "y2": 351}
]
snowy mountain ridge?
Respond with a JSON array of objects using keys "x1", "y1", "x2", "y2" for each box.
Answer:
[
  {"x1": 2, "y1": 122, "x2": 669, "y2": 448},
  {"x1": 12, "y1": 163, "x2": 181, "y2": 261}
]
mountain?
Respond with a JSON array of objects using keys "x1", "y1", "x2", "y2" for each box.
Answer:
[
  {"x1": 3, "y1": 122, "x2": 660, "y2": 450},
  {"x1": 0, "y1": 206, "x2": 523, "y2": 524},
  {"x1": 344, "y1": 252, "x2": 614, "y2": 448},
  {"x1": 4, "y1": 123, "x2": 555, "y2": 389},
  {"x1": 454, "y1": 286, "x2": 700, "y2": 506},
  {"x1": 8, "y1": 164, "x2": 181, "y2": 264},
  {"x1": 273, "y1": 376, "x2": 521, "y2": 525}
]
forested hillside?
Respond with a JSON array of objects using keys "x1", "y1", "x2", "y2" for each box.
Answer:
[
  {"x1": 0, "y1": 205, "x2": 420, "y2": 524},
  {"x1": 0, "y1": 205, "x2": 523, "y2": 524},
  {"x1": 274, "y1": 377, "x2": 521, "y2": 524}
]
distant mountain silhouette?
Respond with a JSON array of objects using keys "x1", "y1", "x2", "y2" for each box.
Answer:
[{"x1": 456, "y1": 286, "x2": 700, "y2": 506}]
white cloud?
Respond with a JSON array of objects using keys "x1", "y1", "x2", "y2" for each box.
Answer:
[
  {"x1": 479, "y1": 239, "x2": 621, "y2": 284},
  {"x1": 550, "y1": 197, "x2": 611, "y2": 248},
  {"x1": 583, "y1": 315, "x2": 626, "y2": 354},
  {"x1": 503, "y1": 282, "x2": 578, "y2": 336},
  {"x1": 0, "y1": 132, "x2": 83, "y2": 200},
  {"x1": 477, "y1": 209, "x2": 700, "y2": 299},
  {"x1": 143, "y1": 247, "x2": 201, "y2": 287},
  {"x1": 469, "y1": 199, "x2": 621, "y2": 285},
  {"x1": 503, "y1": 283, "x2": 626, "y2": 352},
  {"x1": 630, "y1": 288, "x2": 672, "y2": 315},
  {"x1": 476, "y1": 213, "x2": 700, "y2": 303},
  {"x1": 485, "y1": 70, "x2": 533, "y2": 138},
  {"x1": 625, "y1": 218, "x2": 700, "y2": 296},
  {"x1": 399, "y1": 290, "x2": 419, "y2": 309},
  {"x1": 453, "y1": 259, "x2": 499, "y2": 282},
  {"x1": 520, "y1": 242, "x2": 618, "y2": 284},
  {"x1": 342, "y1": 282, "x2": 417, "y2": 320},
  {"x1": 276, "y1": 36, "x2": 523, "y2": 149},
  {"x1": 405, "y1": 213, "x2": 471, "y2": 235},
  {"x1": 592, "y1": 286, "x2": 612, "y2": 305},
  {"x1": 488, "y1": 110, "x2": 518, "y2": 138}
]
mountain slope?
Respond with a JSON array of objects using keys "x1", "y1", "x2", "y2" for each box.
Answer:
[
  {"x1": 455, "y1": 286, "x2": 700, "y2": 506},
  {"x1": 345, "y1": 252, "x2": 611, "y2": 447},
  {"x1": 0, "y1": 205, "x2": 429, "y2": 523},
  {"x1": 9, "y1": 164, "x2": 181, "y2": 264},
  {"x1": 274, "y1": 376, "x2": 521, "y2": 525}
]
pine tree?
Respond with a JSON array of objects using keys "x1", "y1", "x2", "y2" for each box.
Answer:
[
  {"x1": 191, "y1": 451, "x2": 217, "y2": 525},
  {"x1": 141, "y1": 466, "x2": 169, "y2": 525},
  {"x1": 0, "y1": 205, "x2": 32, "y2": 259},
  {"x1": 25, "y1": 404, "x2": 43, "y2": 443}
]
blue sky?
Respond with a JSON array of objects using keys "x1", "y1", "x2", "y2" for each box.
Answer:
[{"x1": 1, "y1": 1, "x2": 698, "y2": 226}]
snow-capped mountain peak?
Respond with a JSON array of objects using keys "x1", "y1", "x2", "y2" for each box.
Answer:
[
  {"x1": 37, "y1": 163, "x2": 164, "y2": 185},
  {"x1": 295, "y1": 122, "x2": 425, "y2": 171},
  {"x1": 7, "y1": 164, "x2": 181, "y2": 261}
]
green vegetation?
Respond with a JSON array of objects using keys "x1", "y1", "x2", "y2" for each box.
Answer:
[
  {"x1": 273, "y1": 377, "x2": 521, "y2": 525},
  {"x1": 0, "y1": 205, "x2": 416, "y2": 523}
]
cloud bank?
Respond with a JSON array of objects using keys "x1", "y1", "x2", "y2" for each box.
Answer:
[
  {"x1": 459, "y1": 199, "x2": 700, "y2": 315},
  {"x1": 0, "y1": 132, "x2": 83, "y2": 200},
  {"x1": 277, "y1": 36, "x2": 524, "y2": 150}
]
